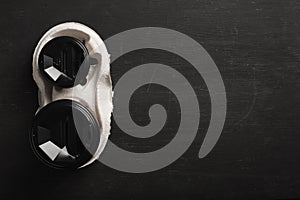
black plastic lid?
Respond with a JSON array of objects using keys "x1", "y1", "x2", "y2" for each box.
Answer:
[
  {"x1": 38, "y1": 36, "x2": 90, "y2": 88},
  {"x1": 30, "y1": 100, "x2": 100, "y2": 169}
]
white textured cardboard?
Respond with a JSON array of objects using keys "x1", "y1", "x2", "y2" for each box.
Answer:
[{"x1": 32, "y1": 22, "x2": 113, "y2": 168}]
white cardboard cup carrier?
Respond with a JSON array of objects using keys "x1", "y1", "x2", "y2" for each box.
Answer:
[{"x1": 32, "y1": 22, "x2": 113, "y2": 168}]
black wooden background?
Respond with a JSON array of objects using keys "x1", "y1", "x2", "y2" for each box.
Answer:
[{"x1": 0, "y1": 0, "x2": 299, "y2": 199}]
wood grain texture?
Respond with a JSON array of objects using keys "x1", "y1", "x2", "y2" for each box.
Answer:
[{"x1": 0, "y1": 0, "x2": 299, "y2": 199}]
